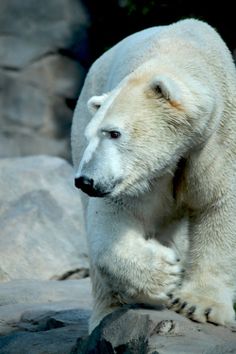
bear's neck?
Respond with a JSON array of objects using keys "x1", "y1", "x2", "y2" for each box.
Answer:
[{"x1": 121, "y1": 173, "x2": 179, "y2": 235}]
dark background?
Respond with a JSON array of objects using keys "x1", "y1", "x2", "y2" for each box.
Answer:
[{"x1": 81, "y1": 0, "x2": 235, "y2": 67}]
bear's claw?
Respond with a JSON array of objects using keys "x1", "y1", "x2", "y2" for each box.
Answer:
[{"x1": 167, "y1": 286, "x2": 236, "y2": 326}]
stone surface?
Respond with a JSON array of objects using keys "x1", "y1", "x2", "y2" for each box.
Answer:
[
  {"x1": 0, "y1": 55, "x2": 85, "y2": 160},
  {"x1": 0, "y1": 0, "x2": 89, "y2": 69},
  {"x1": 0, "y1": 278, "x2": 92, "y2": 353},
  {"x1": 0, "y1": 129, "x2": 69, "y2": 160},
  {"x1": 72, "y1": 307, "x2": 151, "y2": 354},
  {"x1": 0, "y1": 327, "x2": 84, "y2": 354},
  {"x1": 0, "y1": 155, "x2": 88, "y2": 282},
  {"x1": 0, "y1": 0, "x2": 89, "y2": 159},
  {"x1": 1, "y1": 55, "x2": 85, "y2": 133},
  {"x1": 72, "y1": 307, "x2": 236, "y2": 354},
  {"x1": 0, "y1": 281, "x2": 236, "y2": 353}
]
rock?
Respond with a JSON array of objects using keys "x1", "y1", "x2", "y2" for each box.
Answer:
[
  {"x1": 1, "y1": 55, "x2": 85, "y2": 133},
  {"x1": 0, "y1": 54, "x2": 85, "y2": 160},
  {"x1": 0, "y1": 278, "x2": 92, "y2": 308},
  {"x1": 0, "y1": 278, "x2": 93, "y2": 353},
  {"x1": 0, "y1": 129, "x2": 69, "y2": 160},
  {"x1": 0, "y1": 282, "x2": 236, "y2": 353},
  {"x1": 0, "y1": 0, "x2": 89, "y2": 69},
  {"x1": 0, "y1": 328, "x2": 85, "y2": 354},
  {"x1": 22, "y1": 55, "x2": 85, "y2": 98},
  {"x1": 0, "y1": 155, "x2": 88, "y2": 281},
  {"x1": 0, "y1": 278, "x2": 92, "y2": 335},
  {"x1": 0, "y1": 0, "x2": 90, "y2": 159},
  {"x1": 72, "y1": 308, "x2": 150, "y2": 354},
  {"x1": 72, "y1": 307, "x2": 236, "y2": 354}
]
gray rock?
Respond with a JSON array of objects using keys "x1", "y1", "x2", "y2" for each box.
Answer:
[
  {"x1": 0, "y1": 278, "x2": 91, "y2": 307},
  {"x1": 147, "y1": 309, "x2": 236, "y2": 354},
  {"x1": 0, "y1": 155, "x2": 88, "y2": 281},
  {"x1": 0, "y1": 327, "x2": 84, "y2": 354},
  {"x1": 0, "y1": 278, "x2": 92, "y2": 353},
  {"x1": 2, "y1": 73, "x2": 48, "y2": 129},
  {"x1": 0, "y1": 130, "x2": 69, "y2": 160},
  {"x1": 0, "y1": 278, "x2": 92, "y2": 335},
  {"x1": 72, "y1": 307, "x2": 236, "y2": 354},
  {"x1": 0, "y1": 0, "x2": 89, "y2": 159},
  {"x1": 0, "y1": 282, "x2": 236, "y2": 354},
  {"x1": 1, "y1": 56, "x2": 84, "y2": 130},
  {"x1": 22, "y1": 55, "x2": 85, "y2": 98},
  {"x1": 72, "y1": 308, "x2": 150, "y2": 354},
  {"x1": 0, "y1": 0, "x2": 89, "y2": 69},
  {"x1": 0, "y1": 54, "x2": 85, "y2": 159}
]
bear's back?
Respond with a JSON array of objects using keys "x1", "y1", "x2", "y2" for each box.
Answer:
[{"x1": 89, "y1": 19, "x2": 235, "y2": 94}]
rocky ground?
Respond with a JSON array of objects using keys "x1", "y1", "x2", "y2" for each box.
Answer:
[
  {"x1": 0, "y1": 279, "x2": 236, "y2": 353},
  {"x1": 0, "y1": 278, "x2": 92, "y2": 353}
]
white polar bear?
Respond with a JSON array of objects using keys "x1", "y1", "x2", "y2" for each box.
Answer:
[{"x1": 71, "y1": 18, "x2": 236, "y2": 331}]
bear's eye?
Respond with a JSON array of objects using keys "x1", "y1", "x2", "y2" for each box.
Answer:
[{"x1": 108, "y1": 131, "x2": 121, "y2": 139}]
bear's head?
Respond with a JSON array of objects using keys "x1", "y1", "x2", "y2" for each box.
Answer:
[{"x1": 75, "y1": 61, "x2": 218, "y2": 198}]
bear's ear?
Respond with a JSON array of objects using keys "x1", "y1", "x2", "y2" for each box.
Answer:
[
  {"x1": 87, "y1": 93, "x2": 108, "y2": 114},
  {"x1": 150, "y1": 75, "x2": 182, "y2": 107}
]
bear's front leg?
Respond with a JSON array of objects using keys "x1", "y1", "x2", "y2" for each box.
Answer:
[
  {"x1": 168, "y1": 200, "x2": 236, "y2": 326},
  {"x1": 87, "y1": 198, "x2": 181, "y2": 331}
]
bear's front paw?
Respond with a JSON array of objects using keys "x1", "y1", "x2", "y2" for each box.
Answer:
[
  {"x1": 142, "y1": 246, "x2": 183, "y2": 304},
  {"x1": 168, "y1": 283, "x2": 236, "y2": 326}
]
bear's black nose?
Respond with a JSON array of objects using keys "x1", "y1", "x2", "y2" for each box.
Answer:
[
  {"x1": 74, "y1": 176, "x2": 107, "y2": 197},
  {"x1": 75, "y1": 176, "x2": 94, "y2": 194}
]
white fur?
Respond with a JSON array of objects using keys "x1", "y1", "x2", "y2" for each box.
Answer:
[
  {"x1": 76, "y1": 137, "x2": 99, "y2": 177},
  {"x1": 151, "y1": 75, "x2": 182, "y2": 102},
  {"x1": 87, "y1": 93, "x2": 108, "y2": 115},
  {"x1": 72, "y1": 18, "x2": 236, "y2": 332}
]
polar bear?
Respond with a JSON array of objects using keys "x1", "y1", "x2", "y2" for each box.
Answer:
[{"x1": 71, "y1": 18, "x2": 236, "y2": 331}]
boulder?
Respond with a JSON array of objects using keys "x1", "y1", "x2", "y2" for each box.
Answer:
[
  {"x1": 0, "y1": 155, "x2": 88, "y2": 282},
  {"x1": 0, "y1": 55, "x2": 85, "y2": 160},
  {"x1": 0, "y1": 276, "x2": 235, "y2": 353},
  {"x1": 1, "y1": 55, "x2": 85, "y2": 135},
  {"x1": 72, "y1": 307, "x2": 236, "y2": 354},
  {"x1": 0, "y1": 0, "x2": 90, "y2": 159},
  {"x1": 0, "y1": 0, "x2": 89, "y2": 69},
  {"x1": 0, "y1": 278, "x2": 92, "y2": 353},
  {"x1": 0, "y1": 128, "x2": 69, "y2": 160}
]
